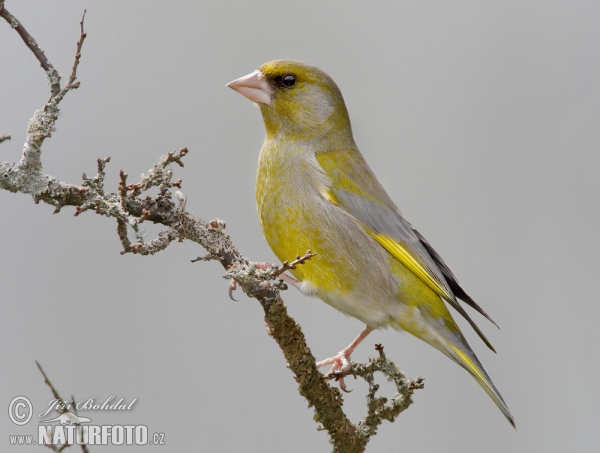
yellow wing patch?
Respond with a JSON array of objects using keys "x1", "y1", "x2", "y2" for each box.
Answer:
[{"x1": 366, "y1": 230, "x2": 454, "y2": 302}]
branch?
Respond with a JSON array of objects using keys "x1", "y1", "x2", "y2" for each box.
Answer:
[
  {"x1": 0, "y1": 1, "x2": 62, "y2": 97},
  {"x1": 270, "y1": 249, "x2": 317, "y2": 278},
  {"x1": 36, "y1": 362, "x2": 89, "y2": 452},
  {"x1": 2, "y1": 5, "x2": 423, "y2": 452},
  {"x1": 352, "y1": 345, "x2": 424, "y2": 438},
  {"x1": 0, "y1": 5, "x2": 86, "y2": 174}
]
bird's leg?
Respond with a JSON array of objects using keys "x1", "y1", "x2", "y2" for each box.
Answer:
[
  {"x1": 254, "y1": 261, "x2": 301, "y2": 289},
  {"x1": 248, "y1": 251, "x2": 315, "y2": 293},
  {"x1": 270, "y1": 250, "x2": 316, "y2": 290},
  {"x1": 229, "y1": 258, "x2": 305, "y2": 300},
  {"x1": 317, "y1": 326, "x2": 373, "y2": 392},
  {"x1": 277, "y1": 272, "x2": 301, "y2": 290}
]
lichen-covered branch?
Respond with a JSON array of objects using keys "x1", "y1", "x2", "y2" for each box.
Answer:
[
  {"x1": 1, "y1": 3, "x2": 86, "y2": 179},
  {"x1": 2, "y1": 4, "x2": 423, "y2": 452},
  {"x1": 352, "y1": 345, "x2": 424, "y2": 440}
]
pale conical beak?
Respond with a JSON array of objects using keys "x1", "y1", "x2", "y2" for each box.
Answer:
[{"x1": 226, "y1": 70, "x2": 274, "y2": 105}]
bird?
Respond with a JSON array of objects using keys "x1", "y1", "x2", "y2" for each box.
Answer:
[{"x1": 227, "y1": 60, "x2": 515, "y2": 427}]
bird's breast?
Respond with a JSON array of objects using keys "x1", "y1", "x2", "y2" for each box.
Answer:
[
  {"x1": 255, "y1": 139, "x2": 400, "y2": 327},
  {"x1": 256, "y1": 140, "x2": 333, "y2": 279}
]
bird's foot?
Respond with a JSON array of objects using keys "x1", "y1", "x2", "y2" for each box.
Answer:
[
  {"x1": 253, "y1": 251, "x2": 316, "y2": 291},
  {"x1": 276, "y1": 272, "x2": 300, "y2": 289},
  {"x1": 317, "y1": 349, "x2": 354, "y2": 392},
  {"x1": 255, "y1": 261, "x2": 302, "y2": 289},
  {"x1": 316, "y1": 326, "x2": 374, "y2": 393},
  {"x1": 271, "y1": 250, "x2": 316, "y2": 287},
  {"x1": 229, "y1": 261, "x2": 302, "y2": 300}
]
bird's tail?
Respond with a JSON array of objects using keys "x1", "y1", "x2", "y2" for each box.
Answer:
[
  {"x1": 445, "y1": 340, "x2": 515, "y2": 428},
  {"x1": 393, "y1": 308, "x2": 515, "y2": 427}
]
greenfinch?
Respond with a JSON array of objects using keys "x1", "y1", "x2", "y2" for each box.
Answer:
[{"x1": 227, "y1": 60, "x2": 514, "y2": 427}]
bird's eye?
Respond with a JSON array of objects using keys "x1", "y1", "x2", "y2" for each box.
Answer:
[{"x1": 282, "y1": 74, "x2": 296, "y2": 87}]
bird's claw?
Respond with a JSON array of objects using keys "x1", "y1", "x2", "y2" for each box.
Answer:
[
  {"x1": 317, "y1": 350, "x2": 354, "y2": 392},
  {"x1": 228, "y1": 280, "x2": 238, "y2": 301},
  {"x1": 255, "y1": 262, "x2": 270, "y2": 271},
  {"x1": 327, "y1": 372, "x2": 352, "y2": 393}
]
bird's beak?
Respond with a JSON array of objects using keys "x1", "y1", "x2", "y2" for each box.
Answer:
[{"x1": 226, "y1": 70, "x2": 274, "y2": 105}]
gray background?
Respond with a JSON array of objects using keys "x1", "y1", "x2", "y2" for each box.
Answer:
[{"x1": 1, "y1": 1, "x2": 599, "y2": 451}]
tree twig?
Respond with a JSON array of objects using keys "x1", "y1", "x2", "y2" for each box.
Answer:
[
  {"x1": 270, "y1": 249, "x2": 317, "y2": 278},
  {"x1": 0, "y1": 1, "x2": 62, "y2": 97},
  {"x1": 36, "y1": 362, "x2": 90, "y2": 452}
]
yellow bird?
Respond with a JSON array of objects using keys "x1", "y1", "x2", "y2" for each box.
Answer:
[{"x1": 227, "y1": 60, "x2": 514, "y2": 427}]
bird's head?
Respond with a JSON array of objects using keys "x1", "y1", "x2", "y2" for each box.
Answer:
[{"x1": 227, "y1": 60, "x2": 352, "y2": 142}]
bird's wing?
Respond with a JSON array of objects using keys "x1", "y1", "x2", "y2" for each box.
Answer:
[
  {"x1": 316, "y1": 150, "x2": 497, "y2": 350},
  {"x1": 411, "y1": 227, "x2": 498, "y2": 328}
]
